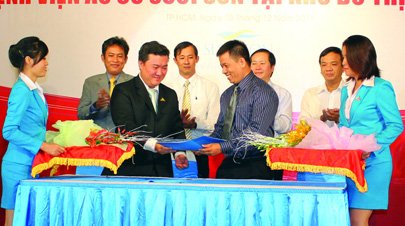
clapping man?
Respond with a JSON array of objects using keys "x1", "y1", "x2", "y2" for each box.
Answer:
[
  {"x1": 78, "y1": 36, "x2": 133, "y2": 129},
  {"x1": 299, "y1": 47, "x2": 344, "y2": 127}
]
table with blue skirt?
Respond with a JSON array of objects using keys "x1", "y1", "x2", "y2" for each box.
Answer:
[{"x1": 13, "y1": 176, "x2": 349, "y2": 226}]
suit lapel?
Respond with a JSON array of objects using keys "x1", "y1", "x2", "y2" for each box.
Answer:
[
  {"x1": 157, "y1": 85, "x2": 168, "y2": 117},
  {"x1": 340, "y1": 87, "x2": 349, "y2": 125},
  {"x1": 350, "y1": 85, "x2": 371, "y2": 121},
  {"x1": 32, "y1": 91, "x2": 48, "y2": 125},
  {"x1": 98, "y1": 73, "x2": 109, "y2": 91},
  {"x1": 134, "y1": 76, "x2": 156, "y2": 115},
  {"x1": 120, "y1": 73, "x2": 132, "y2": 84}
]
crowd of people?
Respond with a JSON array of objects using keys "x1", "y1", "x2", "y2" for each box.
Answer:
[{"x1": 1, "y1": 35, "x2": 403, "y2": 226}]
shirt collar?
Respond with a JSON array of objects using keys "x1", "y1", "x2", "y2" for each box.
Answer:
[
  {"x1": 316, "y1": 79, "x2": 345, "y2": 94},
  {"x1": 236, "y1": 71, "x2": 254, "y2": 91},
  {"x1": 362, "y1": 76, "x2": 375, "y2": 87},
  {"x1": 106, "y1": 72, "x2": 122, "y2": 81},
  {"x1": 179, "y1": 74, "x2": 197, "y2": 86},
  {"x1": 19, "y1": 72, "x2": 42, "y2": 92},
  {"x1": 346, "y1": 76, "x2": 375, "y2": 93},
  {"x1": 139, "y1": 74, "x2": 159, "y2": 92}
]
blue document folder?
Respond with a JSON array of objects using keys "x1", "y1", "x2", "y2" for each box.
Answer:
[{"x1": 159, "y1": 136, "x2": 225, "y2": 151}]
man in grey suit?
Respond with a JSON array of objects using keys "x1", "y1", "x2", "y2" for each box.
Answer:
[{"x1": 78, "y1": 36, "x2": 133, "y2": 129}]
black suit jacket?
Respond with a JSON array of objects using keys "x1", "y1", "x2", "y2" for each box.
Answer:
[{"x1": 102, "y1": 75, "x2": 185, "y2": 177}]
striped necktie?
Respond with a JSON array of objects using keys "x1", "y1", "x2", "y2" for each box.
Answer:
[{"x1": 182, "y1": 80, "x2": 192, "y2": 139}]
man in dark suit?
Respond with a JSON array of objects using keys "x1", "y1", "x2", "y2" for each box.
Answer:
[{"x1": 102, "y1": 41, "x2": 188, "y2": 177}]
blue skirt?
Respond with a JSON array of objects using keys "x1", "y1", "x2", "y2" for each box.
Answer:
[
  {"x1": 347, "y1": 156, "x2": 392, "y2": 210},
  {"x1": 1, "y1": 161, "x2": 32, "y2": 209}
]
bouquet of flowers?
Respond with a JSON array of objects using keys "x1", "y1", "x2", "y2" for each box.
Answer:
[
  {"x1": 85, "y1": 129, "x2": 124, "y2": 147},
  {"x1": 46, "y1": 120, "x2": 152, "y2": 147},
  {"x1": 244, "y1": 118, "x2": 381, "y2": 153},
  {"x1": 243, "y1": 120, "x2": 311, "y2": 151}
]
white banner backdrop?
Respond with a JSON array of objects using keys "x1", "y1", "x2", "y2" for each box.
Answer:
[{"x1": 1, "y1": 1, "x2": 404, "y2": 111}]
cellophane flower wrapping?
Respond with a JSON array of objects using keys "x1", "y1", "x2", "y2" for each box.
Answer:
[
  {"x1": 295, "y1": 119, "x2": 381, "y2": 152},
  {"x1": 46, "y1": 120, "x2": 103, "y2": 147}
]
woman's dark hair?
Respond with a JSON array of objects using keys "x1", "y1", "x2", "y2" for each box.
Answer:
[
  {"x1": 343, "y1": 35, "x2": 380, "y2": 80},
  {"x1": 9, "y1": 36, "x2": 49, "y2": 71}
]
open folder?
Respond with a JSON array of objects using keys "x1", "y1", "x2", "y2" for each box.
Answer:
[{"x1": 158, "y1": 136, "x2": 225, "y2": 151}]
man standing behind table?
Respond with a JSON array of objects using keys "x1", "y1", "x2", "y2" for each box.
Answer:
[
  {"x1": 78, "y1": 36, "x2": 133, "y2": 130},
  {"x1": 250, "y1": 49, "x2": 292, "y2": 136},
  {"x1": 102, "y1": 41, "x2": 187, "y2": 177},
  {"x1": 299, "y1": 46, "x2": 345, "y2": 127},
  {"x1": 199, "y1": 40, "x2": 281, "y2": 180},
  {"x1": 167, "y1": 41, "x2": 220, "y2": 178}
]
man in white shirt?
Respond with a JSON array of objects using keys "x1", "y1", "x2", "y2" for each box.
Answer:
[
  {"x1": 299, "y1": 46, "x2": 344, "y2": 127},
  {"x1": 250, "y1": 49, "x2": 292, "y2": 135},
  {"x1": 168, "y1": 41, "x2": 220, "y2": 178}
]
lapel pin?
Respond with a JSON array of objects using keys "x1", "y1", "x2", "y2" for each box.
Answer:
[{"x1": 160, "y1": 97, "x2": 166, "y2": 102}]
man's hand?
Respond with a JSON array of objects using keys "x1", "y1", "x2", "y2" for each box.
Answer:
[
  {"x1": 154, "y1": 144, "x2": 174, "y2": 155},
  {"x1": 198, "y1": 143, "x2": 222, "y2": 156},
  {"x1": 95, "y1": 89, "x2": 110, "y2": 109},
  {"x1": 181, "y1": 109, "x2": 197, "y2": 129},
  {"x1": 175, "y1": 154, "x2": 189, "y2": 169},
  {"x1": 321, "y1": 108, "x2": 340, "y2": 123}
]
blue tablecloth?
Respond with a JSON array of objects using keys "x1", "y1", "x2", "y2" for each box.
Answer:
[{"x1": 13, "y1": 176, "x2": 349, "y2": 226}]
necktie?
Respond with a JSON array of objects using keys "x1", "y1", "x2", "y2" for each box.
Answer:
[
  {"x1": 222, "y1": 86, "x2": 238, "y2": 140},
  {"x1": 149, "y1": 88, "x2": 158, "y2": 112},
  {"x1": 182, "y1": 80, "x2": 192, "y2": 139},
  {"x1": 109, "y1": 77, "x2": 116, "y2": 97}
]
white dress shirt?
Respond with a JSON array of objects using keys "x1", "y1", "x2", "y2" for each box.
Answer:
[
  {"x1": 167, "y1": 74, "x2": 220, "y2": 138},
  {"x1": 344, "y1": 76, "x2": 375, "y2": 121},
  {"x1": 299, "y1": 80, "x2": 346, "y2": 127},
  {"x1": 269, "y1": 80, "x2": 292, "y2": 136}
]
